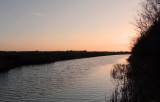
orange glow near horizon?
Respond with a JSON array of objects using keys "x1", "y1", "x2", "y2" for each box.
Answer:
[
  {"x1": 0, "y1": 0, "x2": 139, "y2": 51},
  {"x1": 0, "y1": 24, "x2": 134, "y2": 51}
]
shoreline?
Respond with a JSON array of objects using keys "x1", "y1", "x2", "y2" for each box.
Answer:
[{"x1": 0, "y1": 51, "x2": 130, "y2": 73}]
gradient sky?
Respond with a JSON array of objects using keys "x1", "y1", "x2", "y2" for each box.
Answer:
[{"x1": 0, "y1": 0, "x2": 141, "y2": 51}]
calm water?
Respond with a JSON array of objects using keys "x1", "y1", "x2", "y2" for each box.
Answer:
[{"x1": 0, "y1": 55, "x2": 129, "y2": 102}]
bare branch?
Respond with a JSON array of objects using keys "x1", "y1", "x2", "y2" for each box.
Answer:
[{"x1": 135, "y1": 0, "x2": 160, "y2": 36}]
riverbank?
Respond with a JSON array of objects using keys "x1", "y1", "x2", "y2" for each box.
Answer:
[
  {"x1": 0, "y1": 51, "x2": 130, "y2": 72},
  {"x1": 110, "y1": 55, "x2": 160, "y2": 102}
]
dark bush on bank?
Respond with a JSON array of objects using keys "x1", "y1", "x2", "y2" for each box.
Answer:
[{"x1": 110, "y1": 0, "x2": 160, "y2": 102}]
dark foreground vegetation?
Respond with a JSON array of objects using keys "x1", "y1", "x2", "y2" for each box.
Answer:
[
  {"x1": 110, "y1": 0, "x2": 160, "y2": 102},
  {"x1": 0, "y1": 51, "x2": 130, "y2": 72}
]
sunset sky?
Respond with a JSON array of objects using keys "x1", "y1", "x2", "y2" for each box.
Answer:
[{"x1": 0, "y1": 0, "x2": 140, "y2": 51}]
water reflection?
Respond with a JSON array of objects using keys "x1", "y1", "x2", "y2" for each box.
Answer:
[{"x1": 0, "y1": 55, "x2": 129, "y2": 102}]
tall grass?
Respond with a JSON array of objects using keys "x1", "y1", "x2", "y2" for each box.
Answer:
[
  {"x1": 110, "y1": 0, "x2": 160, "y2": 101},
  {"x1": 110, "y1": 58, "x2": 160, "y2": 102}
]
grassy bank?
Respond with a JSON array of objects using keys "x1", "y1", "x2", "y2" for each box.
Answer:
[
  {"x1": 110, "y1": 0, "x2": 160, "y2": 101},
  {"x1": 110, "y1": 57, "x2": 160, "y2": 102},
  {"x1": 0, "y1": 51, "x2": 130, "y2": 72}
]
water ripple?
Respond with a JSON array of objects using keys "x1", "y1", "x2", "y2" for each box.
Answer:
[{"x1": 0, "y1": 55, "x2": 129, "y2": 102}]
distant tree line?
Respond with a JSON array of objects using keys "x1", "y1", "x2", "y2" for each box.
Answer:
[{"x1": 0, "y1": 51, "x2": 130, "y2": 72}]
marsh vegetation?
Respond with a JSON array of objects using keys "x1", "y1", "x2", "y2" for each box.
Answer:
[{"x1": 110, "y1": 0, "x2": 160, "y2": 101}]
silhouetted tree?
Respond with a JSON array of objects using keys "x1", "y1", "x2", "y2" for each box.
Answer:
[
  {"x1": 110, "y1": 1, "x2": 160, "y2": 102},
  {"x1": 135, "y1": 0, "x2": 160, "y2": 35},
  {"x1": 130, "y1": 0, "x2": 160, "y2": 58}
]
